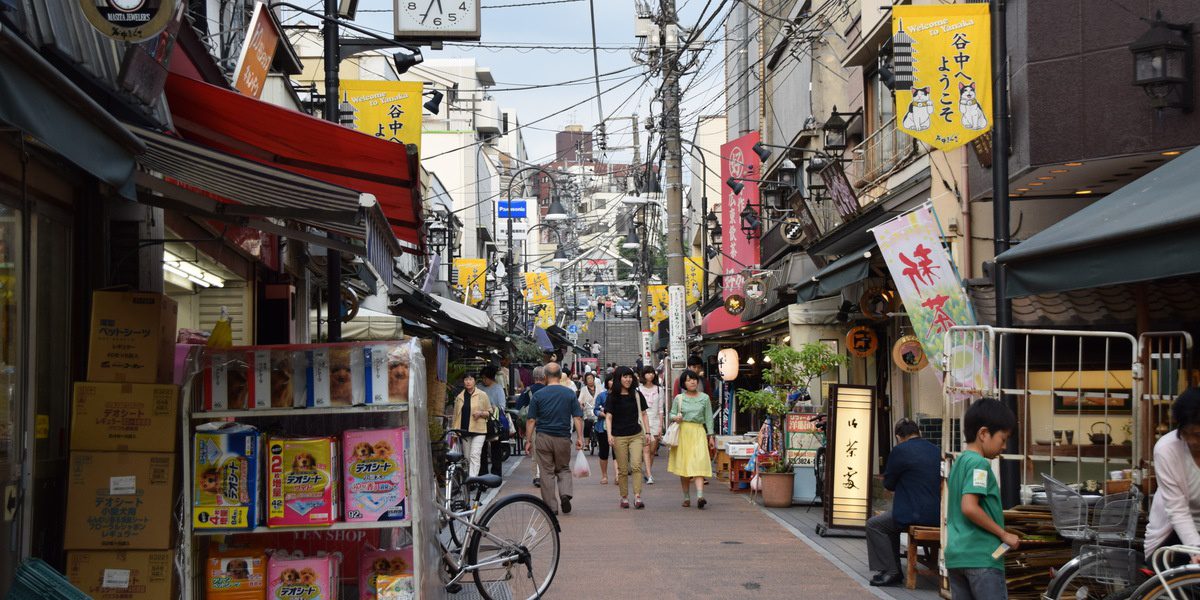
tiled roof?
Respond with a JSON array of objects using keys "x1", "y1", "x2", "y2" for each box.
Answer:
[{"x1": 967, "y1": 276, "x2": 1200, "y2": 328}]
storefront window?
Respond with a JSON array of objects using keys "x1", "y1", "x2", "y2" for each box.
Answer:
[{"x1": 0, "y1": 205, "x2": 20, "y2": 595}]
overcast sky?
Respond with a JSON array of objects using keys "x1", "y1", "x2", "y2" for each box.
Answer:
[{"x1": 348, "y1": 0, "x2": 727, "y2": 163}]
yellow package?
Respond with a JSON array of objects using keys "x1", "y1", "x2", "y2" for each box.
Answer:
[{"x1": 267, "y1": 436, "x2": 339, "y2": 527}]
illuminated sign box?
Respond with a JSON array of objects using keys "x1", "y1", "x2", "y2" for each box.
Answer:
[{"x1": 823, "y1": 384, "x2": 875, "y2": 531}]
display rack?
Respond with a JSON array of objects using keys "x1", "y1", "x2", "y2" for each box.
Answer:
[{"x1": 176, "y1": 339, "x2": 441, "y2": 600}]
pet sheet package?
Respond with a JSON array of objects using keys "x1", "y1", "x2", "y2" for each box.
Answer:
[
  {"x1": 342, "y1": 428, "x2": 407, "y2": 523},
  {"x1": 206, "y1": 549, "x2": 268, "y2": 600},
  {"x1": 358, "y1": 547, "x2": 413, "y2": 600},
  {"x1": 268, "y1": 436, "x2": 339, "y2": 527},
  {"x1": 193, "y1": 422, "x2": 262, "y2": 531},
  {"x1": 267, "y1": 555, "x2": 337, "y2": 600},
  {"x1": 375, "y1": 574, "x2": 414, "y2": 600}
]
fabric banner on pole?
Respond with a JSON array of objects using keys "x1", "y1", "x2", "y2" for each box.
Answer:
[
  {"x1": 871, "y1": 204, "x2": 975, "y2": 370},
  {"x1": 892, "y1": 4, "x2": 991, "y2": 152},
  {"x1": 721, "y1": 132, "x2": 762, "y2": 298},
  {"x1": 453, "y1": 258, "x2": 487, "y2": 307},
  {"x1": 536, "y1": 301, "x2": 556, "y2": 329},
  {"x1": 685, "y1": 257, "x2": 704, "y2": 306},
  {"x1": 525, "y1": 272, "x2": 552, "y2": 304},
  {"x1": 648, "y1": 285, "x2": 669, "y2": 332}
]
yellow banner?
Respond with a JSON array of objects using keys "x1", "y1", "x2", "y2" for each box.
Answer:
[
  {"x1": 339, "y1": 80, "x2": 424, "y2": 150},
  {"x1": 685, "y1": 257, "x2": 704, "y2": 306},
  {"x1": 892, "y1": 5, "x2": 991, "y2": 151},
  {"x1": 648, "y1": 285, "x2": 669, "y2": 332},
  {"x1": 585, "y1": 310, "x2": 595, "y2": 322},
  {"x1": 454, "y1": 258, "x2": 487, "y2": 306},
  {"x1": 525, "y1": 272, "x2": 552, "y2": 304},
  {"x1": 535, "y1": 300, "x2": 556, "y2": 329}
]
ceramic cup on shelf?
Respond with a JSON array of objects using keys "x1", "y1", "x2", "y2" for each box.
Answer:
[
  {"x1": 1053, "y1": 429, "x2": 1065, "y2": 445},
  {"x1": 1065, "y1": 430, "x2": 1075, "y2": 445}
]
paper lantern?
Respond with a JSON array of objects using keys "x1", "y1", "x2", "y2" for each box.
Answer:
[{"x1": 718, "y1": 348, "x2": 739, "y2": 381}]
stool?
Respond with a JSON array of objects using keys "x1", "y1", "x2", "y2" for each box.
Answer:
[{"x1": 906, "y1": 526, "x2": 940, "y2": 590}]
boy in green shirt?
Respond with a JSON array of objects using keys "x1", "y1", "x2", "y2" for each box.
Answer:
[{"x1": 945, "y1": 398, "x2": 1019, "y2": 599}]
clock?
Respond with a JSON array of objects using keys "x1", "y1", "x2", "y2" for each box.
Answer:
[{"x1": 395, "y1": 0, "x2": 481, "y2": 40}]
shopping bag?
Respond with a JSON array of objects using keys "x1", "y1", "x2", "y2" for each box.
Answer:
[
  {"x1": 571, "y1": 450, "x2": 591, "y2": 478},
  {"x1": 662, "y1": 422, "x2": 681, "y2": 447}
]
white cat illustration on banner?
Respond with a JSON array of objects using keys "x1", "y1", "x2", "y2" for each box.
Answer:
[
  {"x1": 902, "y1": 87, "x2": 933, "y2": 131},
  {"x1": 958, "y1": 82, "x2": 989, "y2": 131}
]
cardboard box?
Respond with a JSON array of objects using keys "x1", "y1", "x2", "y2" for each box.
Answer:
[
  {"x1": 66, "y1": 550, "x2": 175, "y2": 600},
  {"x1": 65, "y1": 452, "x2": 176, "y2": 549},
  {"x1": 87, "y1": 291, "x2": 178, "y2": 384},
  {"x1": 70, "y1": 382, "x2": 179, "y2": 453}
]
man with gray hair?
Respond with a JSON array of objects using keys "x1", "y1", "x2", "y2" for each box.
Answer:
[
  {"x1": 517, "y1": 366, "x2": 546, "y2": 487},
  {"x1": 525, "y1": 362, "x2": 584, "y2": 514}
]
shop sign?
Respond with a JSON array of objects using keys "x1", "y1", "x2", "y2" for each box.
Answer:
[
  {"x1": 232, "y1": 2, "x2": 282, "y2": 99},
  {"x1": 744, "y1": 277, "x2": 767, "y2": 301},
  {"x1": 785, "y1": 413, "x2": 822, "y2": 466},
  {"x1": 80, "y1": 0, "x2": 178, "y2": 42},
  {"x1": 717, "y1": 348, "x2": 739, "y2": 382},
  {"x1": 453, "y1": 258, "x2": 486, "y2": 306},
  {"x1": 721, "y1": 132, "x2": 762, "y2": 298},
  {"x1": 871, "y1": 203, "x2": 977, "y2": 372},
  {"x1": 535, "y1": 301, "x2": 556, "y2": 329},
  {"x1": 723, "y1": 294, "x2": 746, "y2": 316},
  {"x1": 892, "y1": 334, "x2": 929, "y2": 373},
  {"x1": 892, "y1": 4, "x2": 992, "y2": 151},
  {"x1": 668, "y1": 285, "x2": 687, "y2": 367},
  {"x1": 859, "y1": 287, "x2": 897, "y2": 321},
  {"x1": 685, "y1": 257, "x2": 704, "y2": 306},
  {"x1": 340, "y1": 80, "x2": 425, "y2": 151},
  {"x1": 846, "y1": 326, "x2": 878, "y2": 358},
  {"x1": 640, "y1": 330, "x2": 652, "y2": 365},
  {"x1": 818, "y1": 161, "x2": 860, "y2": 221},
  {"x1": 825, "y1": 385, "x2": 874, "y2": 529},
  {"x1": 648, "y1": 285, "x2": 669, "y2": 332},
  {"x1": 524, "y1": 272, "x2": 552, "y2": 305},
  {"x1": 116, "y1": 0, "x2": 186, "y2": 105}
]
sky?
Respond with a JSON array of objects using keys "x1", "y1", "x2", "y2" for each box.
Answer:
[{"x1": 344, "y1": 0, "x2": 729, "y2": 164}]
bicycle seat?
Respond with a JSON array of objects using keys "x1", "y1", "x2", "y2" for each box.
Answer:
[
  {"x1": 446, "y1": 450, "x2": 465, "y2": 464},
  {"x1": 465, "y1": 474, "x2": 502, "y2": 489}
]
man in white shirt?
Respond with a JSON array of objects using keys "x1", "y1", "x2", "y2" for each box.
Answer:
[{"x1": 1145, "y1": 388, "x2": 1200, "y2": 566}]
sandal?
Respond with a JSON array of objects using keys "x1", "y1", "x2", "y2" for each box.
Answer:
[
  {"x1": 600, "y1": 477, "x2": 609, "y2": 484},
  {"x1": 620, "y1": 498, "x2": 630, "y2": 509},
  {"x1": 681, "y1": 499, "x2": 691, "y2": 508}
]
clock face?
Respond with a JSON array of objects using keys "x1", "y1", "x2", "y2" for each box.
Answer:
[{"x1": 395, "y1": 0, "x2": 480, "y2": 39}]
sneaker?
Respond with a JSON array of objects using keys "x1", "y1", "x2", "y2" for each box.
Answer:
[
  {"x1": 634, "y1": 497, "x2": 644, "y2": 509},
  {"x1": 646, "y1": 475, "x2": 655, "y2": 485},
  {"x1": 697, "y1": 497, "x2": 707, "y2": 510},
  {"x1": 620, "y1": 498, "x2": 630, "y2": 509},
  {"x1": 533, "y1": 478, "x2": 540, "y2": 488},
  {"x1": 560, "y1": 495, "x2": 572, "y2": 514}
]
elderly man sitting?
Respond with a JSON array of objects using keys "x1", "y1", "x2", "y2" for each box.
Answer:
[{"x1": 867, "y1": 418, "x2": 941, "y2": 587}]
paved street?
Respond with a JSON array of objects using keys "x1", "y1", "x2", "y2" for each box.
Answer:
[{"x1": 493, "y1": 450, "x2": 893, "y2": 599}]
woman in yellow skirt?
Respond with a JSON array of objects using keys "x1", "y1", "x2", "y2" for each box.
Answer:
[{"x1": 668, "y1": 370, "x2": 715, "y2": 508}]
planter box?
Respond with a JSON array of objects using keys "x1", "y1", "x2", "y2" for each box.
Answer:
[{"x1": 759, "y1": 471, "x2": 795, "y2": 508}]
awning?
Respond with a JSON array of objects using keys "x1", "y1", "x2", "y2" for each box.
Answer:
[
  {"x1": 0, "y1": 22, "x2": 144, "y2": 198},
  {"x1": 433, "y1": 295, "x2": 494, "y2": 331},
  {"x1": 164, "y1": 73, "x2": 422, "y2": 248},
  {"x1": 794, "y1": 244, "x2": 876, "y2": 302},
  {"x1": 702, "y1": 306, "x2": 744, "y2": 336},
  {"x1": 130, "y1": 126, "x2": 399, "y2": 287},
  {"x1": 741, "y1": 253, "x2": 817, "y2": 323},
  {"x1": 533, "y1": 327, "x2": 555, "y2": 352},
  {"x1": 309, "y1": 307, "x2": 403, "y2": 340},
  {"x1": 995, "y1": 146, "x2": 1200, "y2": 298}
]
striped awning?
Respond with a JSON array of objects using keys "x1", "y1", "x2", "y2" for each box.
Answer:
[{"x1": 130, "y1": 126, "x2": 398, "y2": 288}]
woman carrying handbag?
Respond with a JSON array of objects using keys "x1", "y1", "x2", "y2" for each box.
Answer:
[{"x1": 667, "y1": 370, "x2": 715, "y2": 509}]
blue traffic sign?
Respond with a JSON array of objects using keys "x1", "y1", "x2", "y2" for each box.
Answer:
[
  {"x1": 566, "y1": 324, "x2": 579, "y2": 334},
  {"x1": 498, "y1": 199, "x2": 527, "y2": 219}
]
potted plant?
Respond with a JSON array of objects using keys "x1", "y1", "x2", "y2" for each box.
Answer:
[
  {"x1": 736, "y1": 342, "x2": 846, "y2": 448},
  {"x1": 757, "y1": 456, "x2": 799, "y2": 508}
]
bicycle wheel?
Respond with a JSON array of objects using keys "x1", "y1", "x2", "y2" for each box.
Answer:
[
  {"x1": 447, "y1": 466, "x2": 470, "y2": 548},
  {"x1": 1127, "y1": 567, "x2": 1200, "y2": 600},
  {"x1": 468, "y1": 494, "x2": 560, "y2": 600},
  {"x1": 1045, "y1": 556, "x2": 1142, "y2": 600}
]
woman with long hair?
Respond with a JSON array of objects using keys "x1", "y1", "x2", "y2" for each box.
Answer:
[
  {"x1": 578, "y1": 372, "x2": 599, "y2": 452},
  {"x1": 450, "y1": 373, "x2": 493, "y2": 477},
  {"x1": 668, "y1": 370, "x2": 715, "y2": 508},
  {"x1": 638, "y1": 366, "x2": 666, "y2": 484},
  {"x1": 605, "y1": 366, "x2": 650, "y2": 508}
]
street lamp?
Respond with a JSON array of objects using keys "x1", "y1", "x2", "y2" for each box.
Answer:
[
  {"x1": 823, "y1": 106, "x2": 850, "y2": 153},
  {"x1": 422, "y1": 90, "x2": 444, "y2": 115},
  {"x1": 622, "y1": 220, "x2": 641, "y2": 249},
  {"x1": 545, "y1": 196, "x2": 569, "y2": 221},
  {"x1": 1130, "y1": 11, "x2": 1194, "y2": 112}
]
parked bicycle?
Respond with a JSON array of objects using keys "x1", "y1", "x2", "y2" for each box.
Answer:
[
  {"x1": 1042, "y1": 474, "x2": 1146, "y2": 600},
  {"x1": 438, "y1": 434, "x2": 561, "y2": 600},
  {"x1": 1123, "y1": 545, "x2": 1200, "y2": 599}
]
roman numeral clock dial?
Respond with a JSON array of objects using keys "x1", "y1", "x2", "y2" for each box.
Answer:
[{"x1": 395, "y1": 0, "x2": 480, "y2": 40}]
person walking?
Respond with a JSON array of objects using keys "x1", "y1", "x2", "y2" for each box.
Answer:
[
  {"x1": 605, "y1": 366, "x2": 650, "y2": 509},
  {"x1": 478, "y1": 365, "x2": 507, "y2": 479},
  {"x1": 578, "y1": 372, "x2": 599, "y2": 453},
  {"x1": 450, "y1": 374, "x2": 492, "y2": 477},
  {"x1": 865, "y1": 418, "x2": 942, "y2": 586},
  {"x1": 668, "y1": 370, "x2": 714, "y2": 508},
  {"x1": 592, "y1": 373, "x2": 613, "y2": 484},
  {"x1": 517, "y1": 366, "x2": 547, "y2": 487},
  {"x1": 524, "y1": 362, "x2": 584, "y2": 515},
  {"x1": 638, "y1": 366, "x2": 666, "y2": 484}
]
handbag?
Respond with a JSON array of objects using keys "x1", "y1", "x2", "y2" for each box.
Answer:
[{"x1": 661, "y1": 394, "x2": 681, "y2": 447}]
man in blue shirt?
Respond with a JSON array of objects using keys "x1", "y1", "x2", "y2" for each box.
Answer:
[
  {"x1": 478, "y1": 365, "x2": 508, "y2": 479},
  {"x1": 525, "y1": 363, "x2": 584, "y2": 515},
  {"x1": 867, "y1": 418, "x2": 942, "y2": 587}
]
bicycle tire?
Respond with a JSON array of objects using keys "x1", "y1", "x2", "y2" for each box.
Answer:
[
  {"x1": 467, "y1": 493, "x2": 561, "y2": 600},
  {"x1": 1126, "y1": 566, "x2": 1200, "y2": 600},
  {"x1": 1044, "y1": 553, "x2": 1145, "y2": 600},
  {"x1": 447, "y1": 465, "x2": 470, "y2": 548}
]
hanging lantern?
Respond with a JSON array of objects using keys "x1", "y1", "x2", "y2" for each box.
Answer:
[{"x1": 718, "y1": 348, "x2": 739, "y2": 381}]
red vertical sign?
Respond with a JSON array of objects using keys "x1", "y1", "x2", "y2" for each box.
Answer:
[{"x1": 720, "y1": 132, "x2": 762, "y2": 298}]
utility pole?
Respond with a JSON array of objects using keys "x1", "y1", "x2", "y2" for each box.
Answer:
[
  {"x1": 661, "y1": 0, "x2": 685, "y2": 290},
  {"x1": 322, "y1": 0, "x2": 342, "y2": 342}
]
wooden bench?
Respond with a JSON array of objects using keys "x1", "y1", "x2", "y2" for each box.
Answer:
[{"x1": 907, "y1": 525, "x2": 940, "y2": 590}]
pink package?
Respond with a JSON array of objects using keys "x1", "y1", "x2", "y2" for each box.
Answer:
[
  {"x1": 267, "y1": 554, "x2": 338, "y2": 600},
  {"x1": 358, "y1": 547, "x2": 413, "y2": 600},
  {"x1": 342, "y1": 428, "x2": 407, "y2": 523}
]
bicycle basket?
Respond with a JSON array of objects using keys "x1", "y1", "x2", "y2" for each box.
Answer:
[
  {"x1": 1043, "y1": 474, "x2": 1092, "y2": 540},
  {"x1": 1076, "y1": 545, "x2": 1144, "y2": 586},
  {"x1": 1092, "y1": 487, "x2": 1142, "y2": 545}
]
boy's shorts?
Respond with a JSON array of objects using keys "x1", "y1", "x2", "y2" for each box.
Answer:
[{"x1": 948, "y1": 567, "x2": 1006, "y2": 600}]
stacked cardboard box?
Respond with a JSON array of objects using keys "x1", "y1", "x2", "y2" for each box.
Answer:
[{"x1": 64, "y1": 291, "x2": 179, "y2": 600}]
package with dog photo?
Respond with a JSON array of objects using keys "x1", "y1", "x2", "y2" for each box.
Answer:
[
  {"x1": 267, "y1": 436, "x2": 340, "y2": 527},
  {"x1": 193, "y1": 422, "x2": 262, "y2": 531}
]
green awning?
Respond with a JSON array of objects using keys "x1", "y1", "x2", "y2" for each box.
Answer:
[
  {"x1": 794, "y1": 244, "x2": 875, "y2": 302},
  {"x1": 995, "y1": 146, "x2": 1200, "y2": 298},
  {"x1": 0, "y1": 23, "x2": 143, "y2": 198}
]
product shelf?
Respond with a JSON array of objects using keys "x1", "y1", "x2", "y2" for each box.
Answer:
[
  {"x1": 190, "y1": 403, "x2": 409, "y2": 419},
  {"x1": 192, "y1": 519, "x2": 412, "y2": 536}
]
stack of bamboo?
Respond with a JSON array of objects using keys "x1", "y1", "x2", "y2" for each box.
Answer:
[{"x1": 1002, "y1": 505, "x2": 1073, "y2": 599}]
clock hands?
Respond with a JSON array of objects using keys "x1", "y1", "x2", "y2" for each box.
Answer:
[{"x1": 420, "y1": 0, "x2": 445, "y2": 24}]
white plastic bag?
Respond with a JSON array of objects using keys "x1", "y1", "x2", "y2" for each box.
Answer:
[{"x1": 571, "y1": 451, "x2": 591, "y2": 478}]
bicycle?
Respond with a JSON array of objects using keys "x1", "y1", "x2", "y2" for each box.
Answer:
[
  {"x1": 437, "y1": 439, "x2": 561, "y2": 600},
  {"x1": 1122, "y1": 545, "x2": 1200, "y2": 599},
  {"x1": 1042, "y1": 475, "x2": 1146, "y2": 600}
]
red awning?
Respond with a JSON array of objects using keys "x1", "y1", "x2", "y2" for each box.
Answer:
[
  {"x1": 702, "y1": 307, "x2": 745, "y2": 336},
  {"x1": 164, "y1": 73, "x2": 422, "y2": 248}
]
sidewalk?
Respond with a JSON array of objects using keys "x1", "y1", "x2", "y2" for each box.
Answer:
[{"x1": 489, "y1": 450, "x2": 887, "y2": 599}]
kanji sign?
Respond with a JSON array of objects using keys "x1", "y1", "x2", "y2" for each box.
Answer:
[
  {"x1": 648, "y1": 285, "x2": 669, "y2": 332},
  {"x1": 893, "y1": 4, "x2": 992, "y2": 151},
  {"x1": 453, "y1": 258, "x2": 486, "y2": 307},
  {"x1": 685, "y1": 257, "x2": 704, "y2": 306},
  {"x1": 846, "y1": 326, "x2": 879, "y2": 358},
  {"x1": 721, "y1": 132, "x2": 762, "y2": 298},
  {"x1": 339, "y1": 80, "x2": 424, "y2": 151},
  {"x1": 872, "y1": 203, "x2": 976, "y2": 371},
  {"x1": 825, "y1": 385, "x2": 874, "y2": 530}
]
